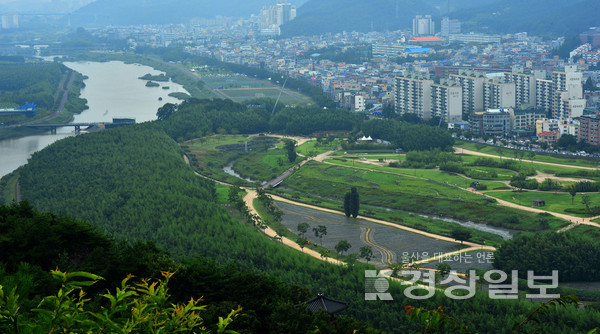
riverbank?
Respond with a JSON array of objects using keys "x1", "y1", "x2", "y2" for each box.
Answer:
[
  {"x1": 0, "y1": 69, "x2": 87, "y2": 141},
  {"x1": 60, "y1": 51, "x2": 216, "y2": 100}
]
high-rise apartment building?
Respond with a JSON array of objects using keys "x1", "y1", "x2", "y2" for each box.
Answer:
[
  {"x1": 259, "y1": 0, "x2": 296, "y2": 35},
  {"x1": 483, "y1": 80, "x2": 516, "y2": 110},
  {"x1": 551, "y1": 65, "x2": 585, "y2": 119},
  {"x1": 450, "y1": 71, "x2": 485, "y2": 113},
  {"x1": 394, "y1": 73, "x2": 433, "y2": 120},
  {"x1": 536, "y1": 78, "x2": 553, "y2": 114},
  {"x1": 1, "y1": 14, "x2": 19, "y2": 29},
  {"x1": 578, "y1": 112, "x2": 600, "y2": 145},
  {"x1": 430, "y1": 79, "x2": 463, "y2": 123},
  {"x1": 412, "y1": 15, "x2": 435, "y2": 36},
  {"x1": 504, "y1": 66, "x2": 536, "y2": 109},
  {"x1": 440, "y1": 17, "x2": 460, "y2": 38}
]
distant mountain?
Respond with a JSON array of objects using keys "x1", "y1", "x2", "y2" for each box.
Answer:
[
  {"x1": 281, "y1": 0, "x2": 499, "y2": 36},
  {"x1": 70, "y1": 0, "x2": 308, "y2": 27},
  {"x1": 283, "y1": 0, "x2": 597, "y2": 37},
  {"x1": 454, "y1": 0, "x2": 600, "y2": 36},
  {"x1": 0, "y1": 0, "x2": 95, "y2": 13}
]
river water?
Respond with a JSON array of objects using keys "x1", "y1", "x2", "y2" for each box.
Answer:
[{"x1": 0, "y1": 60, "x2": 188, "y2": 178}]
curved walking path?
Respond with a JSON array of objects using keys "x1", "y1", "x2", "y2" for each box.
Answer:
[
  {"x1": 457, "y1": 147, "x2": 598, "y2": 171},
  {"x1": 243, "y1": 189, "x2": 344, "y2": 266}
]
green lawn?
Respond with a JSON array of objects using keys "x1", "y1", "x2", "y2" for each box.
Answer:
[
  {"x1": 215, "y1": 183, "x2": 230, "y2": 204},
  {"x1": 280, "y1": 160, "x2": 567, "y2": 232},
  {"x1": 459, "y1": 154, "x2": 592, "y2": 177},
  {"x1": 296, "y1": 139, "x2": 342, "y2": 157},
  {"x1": 325, "y1": 158, "x2": 508, "y2": 190},
  {"x1": 202, "y1": 76, "x2": 271, "y2": 89},
  {"x1": 217, "y1": 88, "x2": 309, "y2": 105},
  {"x1": 458, "y1": 143, "x2": 600, "y2": 168},
  {"x1": 487, "y1": 190, "x2": 600, "y2": 218},
  {"x1": 233, "y1": 147, "x2": 304, "y2": 181}
]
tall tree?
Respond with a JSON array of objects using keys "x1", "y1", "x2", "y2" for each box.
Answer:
[
  {"x1": 568, "y1": 185, "x2": 577, "y2": 205},
  {"x1": 297, "y1": 222, "x2": 309, "y2": 237},
  {"x1": 343, "y1": 192, "x2": 352, "y2": 217},
  {"x1": 334, "y1": 240, "x2": 351, "y2": 258},
  {"x1": 312, "y1": 225, "x2": 327, "y2": 246},
  {"x1": 284, "y1": 140, "x2": 297, "y2": 163},
  {"x1": 359, "y1": 246, "x2": 373, "y2": 264},
  {"x1": 450, "y1": 229, "x2": 471, "y2": 244},
  {"x1": 350, "y1": 187, "x2": 360, "y2": 218}
]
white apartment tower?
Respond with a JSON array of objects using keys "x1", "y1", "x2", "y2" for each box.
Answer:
[
  {"x1": 551, "y1": 65, "x2": 585, "y2": 119},
  {"x1": 440, "y1": 17, "x2": 460, "y2": 38},
  {"x1": 431, "y1": 79, "x2": 463, "y2": 123},
  {"x1": 504, "y1": 66, "x2": 536, "y2": 109},
  {"x1": 260, "y1": 0, "x2": 296, "y2": 31},
  {"x1": 484, "y1": 80, "x2": 516, "y2": 110},
  {"x1": 394, "y1": 73, "x2": 433, "y2": 120},
  {"x1": 1, "y1": 14, "x2": 19, "y2": 29},
  {"x1": 413, "y1": 15, "x2": 435, "y2": 36},
  {"x1": 450, "y1": 71, "x2": 485, "y2": 113}
]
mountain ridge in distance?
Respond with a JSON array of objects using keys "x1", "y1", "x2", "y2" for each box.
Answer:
[
  {"x1": 71, "y1": 0, "x2": 308, "y2": 27},
  {"x1": 284, "y1": 0, "x2": 598, "y2": 37}
]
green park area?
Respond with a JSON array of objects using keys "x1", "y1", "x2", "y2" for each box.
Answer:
[
  {"x1": 182, "y1": 134, "x2": 303, "y2": 185},
  {"x1": 456, "y1": 142, "x2": 600, "y2": 168},
  {"x1": 202, "y1": 75, "x2": 311, "y2": 105}
]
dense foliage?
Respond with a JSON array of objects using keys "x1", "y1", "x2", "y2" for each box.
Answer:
[
  {"x1": 0, "y1": 202, "x2": 369, "y2": 333},
  {"x1": 494, "y1": 232, "x2": 600, "y2": 282},
  {"x1": 0, "y1": 62, "x2": 65, "y2": 111},
  {"x1": 361, "y1": 119, "x2": 454, "y2": 151},
  {"x1": 270, "y1": 106, "x2": 362, "y2": 135},
  {"x1": 161, "y1": 98, "x2": 270, "y2": 141}
]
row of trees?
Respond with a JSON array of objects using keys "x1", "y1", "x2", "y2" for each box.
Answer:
[{"x1": 494, "y1": 231, "x2": 600, "y2": 282}]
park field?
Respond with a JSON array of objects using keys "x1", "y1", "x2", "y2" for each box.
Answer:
[
  {"x1": 456, "y1": 142, "x2": 599, "y2": 168},
  {"x1": 488, "y1": 190, "x2": 600, "y2": 218},
  {"x1": 277, "y1": 160, "x2": 567, "y2": 233},
  {"x1": 201, "y1": 75, "x2": 311, "y2": 105}
]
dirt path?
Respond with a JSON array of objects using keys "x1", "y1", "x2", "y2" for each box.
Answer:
[
  {"x1": 243, "y1": 189, "x2": 344, "y2": 266},
  {"x1": 457, "y1": 147, "x2": 598, "y2": 171},
  {"x1": 530, "y1": 171, "x2": 593, "y2": 183},
  {"x1": 475, "y1": 191, "x2": 600, "y2": 229}
]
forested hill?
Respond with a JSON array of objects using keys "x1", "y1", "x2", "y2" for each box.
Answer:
[
  {"x1": 283, "y1": 0, "x2": 595, "y2": 36},
  {"x1": 452, "y1": 0, "x2": 598, "y2": 36},
  {"x1": 281, "y1": 0, "x2": 435, "y2": 36},
  {"x1": 71, "y1": 0, "x2": 308, "y2": 27}
]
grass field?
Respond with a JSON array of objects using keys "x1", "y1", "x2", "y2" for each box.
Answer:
[
  {"x1": 233, "y1": 146, "x2": 304, "y2": 181},
  {"x1": 202, "y1": 76, "x2": 271, "y2": 89},
  {"x1": 458, "y1": 142, "x2": 600, "y2": 168},
  {"x1": 325, "y1": 158, "x2": 509, "y2": 190},
  {"x1": 278, "y1": 160, "x2": 567, "y2": 232},
  {"x1": 296, "y1": 139, "x2": 342, "y2": 157},
  {"x1": 216, "y1": 87, "x2": 309, "y2": 105},
  {"x1": 202, "y1": 75, "x2": 311, "y2": 105},
  {"x1": 488, "y1": 190, "x2": 600, "y2": 218}
]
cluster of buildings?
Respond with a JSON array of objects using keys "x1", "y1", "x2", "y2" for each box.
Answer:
[
  {"x1": 258, "y1": 0, "x2": 296, "y2": 36},
  {"x1": 395, "y1": 64, "x2": 585, "y2": 124},
  {"x1": 3, "y1": 6, "x2": 600, "y2": 144}
]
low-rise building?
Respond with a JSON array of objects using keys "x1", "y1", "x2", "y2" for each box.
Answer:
[{"x1": 470, "y1": 109, "x2": 512, "y2": 137}]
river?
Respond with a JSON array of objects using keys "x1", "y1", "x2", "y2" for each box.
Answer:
[{"x1": 0, "y1": 60, "x2": 188, "y2": 179}]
